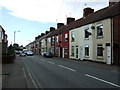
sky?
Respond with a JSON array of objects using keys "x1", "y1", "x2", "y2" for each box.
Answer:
[{"x1": 0, "y1": 0, "x2": 110, "y2": 47}]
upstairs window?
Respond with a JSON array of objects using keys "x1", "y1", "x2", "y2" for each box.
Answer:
[
  {"x1": 96, "y1": 24, "x2": 103, "y2": 37},
  {"x1": 56, "y1": 36, "x2": 58, "y2": 43},
  {"x1": 71, "y1": 31, "x2": 75, "y2": 42},
  {"x1": 48, "y1": 38, "x2": 51, "y2": 43},
  {"x1": 84, "y1": 27, "x2": 90, "y2": 39},
  {"x1": 65, "y1": 33, "x2": 68, "y2": 41},
  {"x1": 52, "y1": 36, "x2": 54, "y2": 44}
]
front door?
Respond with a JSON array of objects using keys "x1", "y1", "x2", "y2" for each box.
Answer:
[
  {"x1": 106, "y1": 46, "x2": 111, "y2": 65},
  {"x1": 76, "y1": 47, "x2": 78, "y2": 59},
  {"x1": 80, "y1": 46, "x2": 83, "y2": 60}
]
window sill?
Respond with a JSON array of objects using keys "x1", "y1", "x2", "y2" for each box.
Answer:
[
  {"x1": 71, "y1": 55, "x2": 74, "y2": 57},
  {"x1": 71, "y1": 40, "x2": 75, "y2": 42},
  {"x1": 84, "y1": 56, "x2": 89, "y2": 58},
  {"x1": 97, "y1": 56, "x2": 103, "y2": 59},
  {"x1": 96, "y1": 36, "x2": 103, "y2": 39},
  {"x1": 84, "y1": 38, "x2": 89, "y2": 40}
]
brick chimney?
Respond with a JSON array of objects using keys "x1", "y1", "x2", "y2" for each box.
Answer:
[
  {"x1": 83, "y1": 7, "x2": 94, "y2": 17},
  {"x1": 45, "y1": 31, "x2": 49, "y2": 34},
  {"x1": 41, "y1": 33, "x2": 45, "y2": 36},
  {"x1": 67, "y1": 17, "x2": 75, "y2": 24},
  {"x1": 109, "y1": 0, "x2": 117, "y2": 6},
  {"x1": 57, "y1": 23, "x2": 64, "y2": 29},
  {"x1": 50, "y1": 27, "x2": 55, "y2": 32}
]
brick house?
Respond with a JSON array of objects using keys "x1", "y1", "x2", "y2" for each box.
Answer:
[{"x1": 0, "y1": 25, "x2": 8, "y2": 54}]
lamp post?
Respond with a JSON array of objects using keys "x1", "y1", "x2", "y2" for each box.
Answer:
[{"x1": 14, "y1": 31, "x2": 20, "y2": 44}]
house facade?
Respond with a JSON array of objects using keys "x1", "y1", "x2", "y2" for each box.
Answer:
[
  {"x1": 0, "y1": 25, "x2": 8, "y2": 54},
  {"x1": 69, "y1": 1, "x2": 120, "y2": 65}
]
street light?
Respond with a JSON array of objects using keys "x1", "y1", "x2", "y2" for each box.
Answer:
[{"x1": 14, "y1": 30, "x2": 20, "y2": 44}]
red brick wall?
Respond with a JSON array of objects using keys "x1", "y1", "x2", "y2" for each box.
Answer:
[
  {"x1": 113, "y1": 14, "x2": 120, "y2": 65},
  {"x1": 61, "y1": 32, "x2": 69, "y2": 58}
]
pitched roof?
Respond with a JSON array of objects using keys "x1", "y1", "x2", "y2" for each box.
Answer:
[
  {"x1": 48, "y1": 1, "x2": 120, "y2": 37},
  {"x1": 66, "y1": 1, "x2": 120, "y2": 31},
  {"x1": 36, "y1": 1, "x2": 119, "y2": 41}
]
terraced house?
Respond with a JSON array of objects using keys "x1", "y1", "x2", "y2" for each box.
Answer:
[
  {"x1": 0, "y1": 25, "x2": 8, "y2": 54},
  {"x1": 26, "y1": 1, "x2": 120, "y2": 65},
  {"x1": 68, "y1": 1, "x2": 120, "y2": 65}
]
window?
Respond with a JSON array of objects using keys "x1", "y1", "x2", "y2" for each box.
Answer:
[
  {"x1": 71, "y1": 31, "x2": 75, "y2": 41},
  {"x1": 65, "y1": 33, "x2": 68, "y2": 41},
  {"x1": 84, "y1": 27, "x2": 90, "y2": 39},
  {"x1": 41, "y1": 40, "x2": 43, "y2": 46},
  {"x1": 85, "y1": 45, "x2": 89, "y2": 56},
  {"x1": 64, "y1": 47, "x2": 68, "y2": 55},
  {"x1": 56, "y1": 36, "x2": 58, "y2": 43},
  {"x1": 56, "y1": 46, "x2": 59, "y2": 54},
  {"x1": 48, "y1": 38, "x2": 51, "y2": 42},
  {"x1": 97, "y1": 24, "x2": 103, "y2": 37},
  {"x1": 71, "y1": 46, "x2": 74, "y2": 56},
  {"x1": 97, "y1": 44, "x2": 103, "y2": 57},
  {"x1": 52, "y1": 36, "x2": 54, "y2": 43}
]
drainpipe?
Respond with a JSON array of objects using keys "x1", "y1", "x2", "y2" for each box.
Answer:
[{"x1": 110, "y1": 17, "x2": 113, "y2": 64}]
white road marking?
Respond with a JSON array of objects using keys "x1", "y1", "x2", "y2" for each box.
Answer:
[
  {"x1": 23, "y1": 68, "x2": 27, "y2": 78},
  {"x1": 24, "y1": 63, "x2": 42, "y2": 88},
  {"x1": 25, "y1": 66, "x2": 38, "y2": 88},
  {"x1": 47, "y1": 61, "x2": 55, "y2": 64},
  {"x1": 85, "y1": 74, "x2": 120, "y2": 88},
  {"x1": 58, "y1": 65, "x2": 76, "y2": 72},
  {"x1": 41, "y1": 59, "x2": 45, "y2": 62}
]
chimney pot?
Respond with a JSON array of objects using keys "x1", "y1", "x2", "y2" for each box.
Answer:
[
  {"x1": 83, "y1": 7, "x2": 94, "y2": 17},
  {"x1": 41, "y1": 33, "x2": 45, "y2": 36},
  {"x1": 67, "y1": 17, "x2": 75, "y2": 24},
  {"x1": 50, "y1": 27, "x2": 55, "y2": 32},
  {"x1": 57, "y1": 23, "x2": 64, "y2": 29},
  {"x1": 45, "y1": 31, "x2": 49, "y2": 34}
]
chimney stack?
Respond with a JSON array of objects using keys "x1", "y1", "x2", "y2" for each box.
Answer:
[
  {"x1": 41, "y1": 33, "x2": 45, "y2": 36},
  {"x1": 67, "y1": 17, "x2": 75, "y2": 24},
  {"x1": 109, "y1": 0, "x2": 116, "y2": 6},
  {"x1": 45, "y1": 31, "x2": 49, "y2": 34},
  {"x1": 57, "y1": 23, "x2": 64, "y2": 29},
  {"x1": 83, "y1": 7, "x2": 94, "y2": 17},
  {"x1": 50, "y1": 27, "x2": 55, "y2": 32}
]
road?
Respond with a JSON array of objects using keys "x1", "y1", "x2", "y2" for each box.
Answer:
[{"x1": 18, "y1": 55, "x2": 120, "y2": 88}]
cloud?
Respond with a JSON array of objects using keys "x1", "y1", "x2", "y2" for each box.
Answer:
[
  {"x1": 0, "y1": 0, "x2": 109, "y2": 23},
  {"x1": 0, "y1": 0, "x2": 67, "y2": 23}
]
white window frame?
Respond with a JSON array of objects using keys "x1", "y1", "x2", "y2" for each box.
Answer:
[
  {"x1": 96, "y1": 24, "x2": 103, "y2": 38},
  {"x1": 65, "y1": 33, "x2": 68, "y2": 41},
  {"x1": 97, "y1": 44, "x2": 103, "y2": 58},
  {"x1": 71, "y1": 46, "x2": 74, "y2": 56},
  {"x1": 85, "y1": 45, "x2": 89, "y2": 56},
  {"x1": 56, "y1": 35, "x2": 58, "y2": 43},
  {"x1": 84, "y1": 27, "x2": 89, "y2": 39},
  {"x1": 71, "y1": 31, "x2": 75, "y2": 42}
]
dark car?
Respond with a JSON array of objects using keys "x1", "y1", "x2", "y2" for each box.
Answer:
[{"x1": 43, "y1": 52, "x2": 53, "y2": 58}]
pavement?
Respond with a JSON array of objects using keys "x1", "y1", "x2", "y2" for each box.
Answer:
[
  {"x1": 1, "y1": 55, "x2": 120, "y2": 89},
  {"x1": 2, "y1": 55, "x2": 29, "y2": 89}
]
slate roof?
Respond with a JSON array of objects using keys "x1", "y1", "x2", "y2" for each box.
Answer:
[{"x1": 47, "y1": 1, "x2": 120, "y2": 37}]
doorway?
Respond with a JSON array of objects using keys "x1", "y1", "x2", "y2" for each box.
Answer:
[
  {"x1": 80, "y1": 46, "x2": 83, "y2": 60},
  {"x1": 106, "y1": 46, "x2": 111, "y2": 65}
]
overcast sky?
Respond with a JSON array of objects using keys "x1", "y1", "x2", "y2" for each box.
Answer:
[{"x1": 0, "y1": 0, "x2": 110, "y2": 47}]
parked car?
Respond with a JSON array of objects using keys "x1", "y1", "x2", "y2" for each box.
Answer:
[
  {"x1": 26, "y1": 51, "x2": 34, "y2": 56},
  {"x1": 15, "y1": 50, "x2": 20, "y2": 54},
  {"x1": 43, "y1": 52, "x2": 53, "y2": 58},
  {"x1": 19, "y1": 51, "x2": 26, "y2": 57}
]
